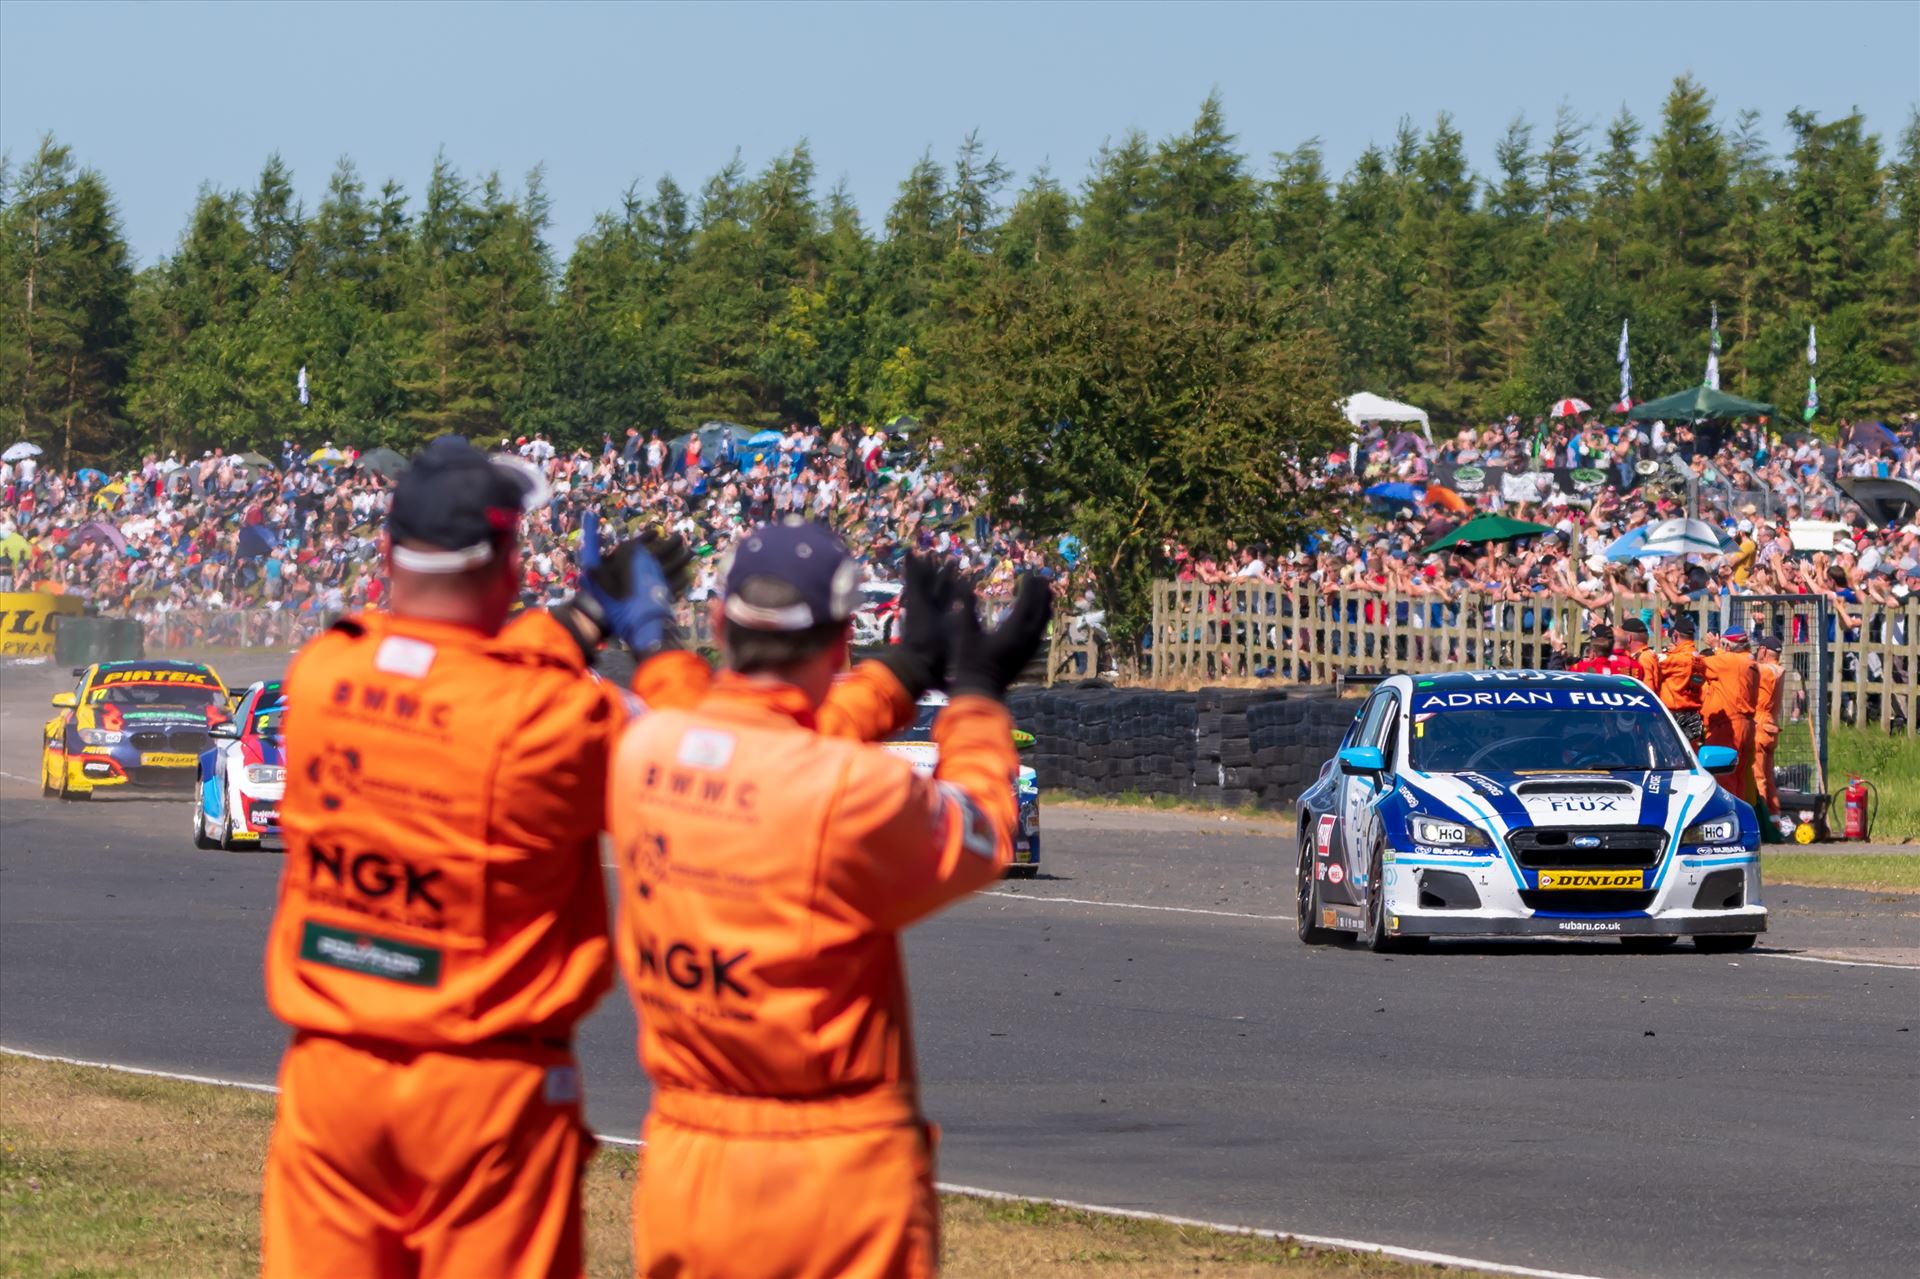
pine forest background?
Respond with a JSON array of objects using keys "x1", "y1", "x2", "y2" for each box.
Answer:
[{"x1": 4, "y1": 76, "x2": 1918, "y2": 470}]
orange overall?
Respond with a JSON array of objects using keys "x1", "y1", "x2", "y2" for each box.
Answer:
[
  {"x1": 608, "y1": 675, "x2": 1017, "y2": 1279},
  {"x1": 261, "y1": 628, "x2": 912, "y2": 1279},
  {"x1": 261, "y1": 610, "x2": 619, "y2": 1279},
  {"x1": 1752, "y1": 660, "x2": 1784, "y2": 815},
  {"x1": 1701, "y1": 650, "x2": 1759, "y2": 802},
  {"x1": 1630, "y1": 645, "x2": 1660, "y2": 691},
  {"x1": 1656, "y1": 639, "x2": 1706, "y2": 714}
]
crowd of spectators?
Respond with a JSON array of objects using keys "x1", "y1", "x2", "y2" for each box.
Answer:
[
  {"x1": 1169, "y1": 412, "x2": 1920, "y2": 635},
  {"x1": 1, "y1": 409, "x2": 1914, "y2": 661},
  {"x1": 0, "y1": 425, "x2": 1057, "y2": 645}
]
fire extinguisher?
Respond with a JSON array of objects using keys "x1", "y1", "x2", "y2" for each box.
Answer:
[{"x1": 1841, "y1": 775, "x2": 1875, "y2": 841}]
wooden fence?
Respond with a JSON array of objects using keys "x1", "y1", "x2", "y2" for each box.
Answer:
[{"x1": 1140, "y1": 582, "x2": 1917, "y2": 736}]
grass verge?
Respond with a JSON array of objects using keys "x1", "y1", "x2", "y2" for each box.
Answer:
[
  {"x1": 1763, "y1": 852, "x2": 1920, "y2": 893},
  {"x1": 1827, "y1": 725, "x2": 1920, "y2": 842},
  {"x1": 1, "y1": 1054, "x2": 1493, "y2": 1278}
]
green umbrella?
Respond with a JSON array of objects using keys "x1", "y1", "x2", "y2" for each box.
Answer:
[
  {"x1": 357, "y1": 446, "x2": 409, "y2": 478},
  {"x1": 1423, "y1": 513, "x2": 1557, "y2": 553},
  {"x1": 1625, "y1": 385, "x2": 1774, "y2": 422}
]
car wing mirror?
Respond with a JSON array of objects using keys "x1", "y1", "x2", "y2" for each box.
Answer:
[
  {"x1": 208, "y1": 722, "x2": 241, "y2": 740},
  {"x1": 1696, "y1": 744, "x2": 1738, "y2": 774},
  {"x1": 50, "y1": 692, "x2": 77, "y2": 709},
  {"x1": 1338, "y1": 745, "x2": 1386, "y2": 777},
  {"x1": 1012, "y1": 729, "x2": 1035, "y2": 752}
]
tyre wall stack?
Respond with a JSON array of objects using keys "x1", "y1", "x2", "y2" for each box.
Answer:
[{"x1": 1005, "y1": 686, "x2": 1356, "y2": 811}]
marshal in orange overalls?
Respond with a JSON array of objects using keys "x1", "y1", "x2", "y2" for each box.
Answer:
[
  {"x1": 1656, "y1": 637, "x2": 1706, "y2": 714},
  {"x1": 1701, "y1": 648, "x2": 1759, "y2": 802},
  {"x1": 608, "y1": 675, "x2": 1016, "y2": 1279},
  {"x1": 261, "y1": 623, "x2": 913, "y2": 1279},
  {"x1": 261, "y1": 610, "x2": 620, "y2": 1279},
  {"x1": 1752, "y1": 657, "x2": 1785, "y2": 816}
]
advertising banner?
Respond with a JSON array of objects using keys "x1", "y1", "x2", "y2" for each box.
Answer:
[{"x1": 0, "y1": 591, "x2": 85, "y2": 658}]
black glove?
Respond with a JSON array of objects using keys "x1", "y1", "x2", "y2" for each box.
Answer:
[
  {"x1": 949, "y1": 575, "x2": 1053, "y2": 701},
  {"x1": 873, "y1": 554, "x2": 955, "y2": 698},
  {"x1": 631, "y1": 524, "x2": 696, "y2": 600}
]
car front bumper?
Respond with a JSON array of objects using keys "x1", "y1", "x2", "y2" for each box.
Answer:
[
  {"x1": 64, "y1": 751, "x2": 198, "y2": 791},
  {"x1": 1387, "y1": 906, "x2": 1768, "y2": 938}
]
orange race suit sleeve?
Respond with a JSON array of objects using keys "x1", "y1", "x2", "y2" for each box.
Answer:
[
  {"x1": 820, "y1": 693, "x2": 1018, "y2": 932},
  {"x1": 630, "y1": 649, "x2": 915, "y2": 742},
  {"x1": 264, "y1": 609, "x2": 617, "y2": 1048}
]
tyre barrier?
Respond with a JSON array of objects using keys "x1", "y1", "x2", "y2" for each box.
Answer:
[
  {"x1": 52, "y1": 616, "x2": 146, "y2": 667},
  {"x1": 1006, "y1": 686, "x2": 1355, "y2": 811}
]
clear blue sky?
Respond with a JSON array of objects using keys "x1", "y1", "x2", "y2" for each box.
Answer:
[{"x1": 4, "y1": 0, "x2": 1915, "y2": 264}]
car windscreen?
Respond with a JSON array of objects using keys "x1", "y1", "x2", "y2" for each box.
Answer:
[
  {"x1": 889, "y1": 705, "x2": 941, "y2": 744},
  {"x1": 1411, "y1": 691, "x2": 1691, "y2": 772},
  {"x1": 253, "y1": 707, "x2": 285, "y2": 739},
  {"x1": 89, "y1": 684, "x2": 224, "y2": 713}
]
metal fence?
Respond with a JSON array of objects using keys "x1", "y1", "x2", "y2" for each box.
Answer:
[{"x1": 138, "y1": 608, "x2": 334, "y2": 652}]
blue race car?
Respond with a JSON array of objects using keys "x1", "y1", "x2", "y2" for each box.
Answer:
[
  {"x1": 884, "y1": 692, "x2": 1041, "y2": 876},
  {"x1": 1296, "y1": 669, "x2": 1765, "y2": 952}
]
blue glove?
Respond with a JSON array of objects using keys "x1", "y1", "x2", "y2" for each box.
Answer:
[{"x1": 576, "y1": 510, "x2": 676, "y2": 654}]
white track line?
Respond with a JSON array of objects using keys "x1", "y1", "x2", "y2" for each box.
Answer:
[
  {"x1": 981, "y1": 891, "x2": 1284, "y2": 920},
  {"x1": 1756, "y1": 951, "x2": 1920, "y2": 971},
  {"x1": 1, "y1": 1045, "x2": 1615, "y2": 1279},
  {"x1": 940, "y1": 1184, "x2": 1615, "y2": 1279},
  {"x1": 2, "y1": 1046, "x2": 279, "y2": 1093}
]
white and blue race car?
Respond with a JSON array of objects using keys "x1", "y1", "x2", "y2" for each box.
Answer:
[
  {"x1": 884, "y1": 692, "x2": 1042, "y2": 877},
  {"x1": 193, "y1": 680, "x2": 286, "y2": 850},
  {"x1": 1296, "y1": 670, "x2": 1765, "y2": 952}
]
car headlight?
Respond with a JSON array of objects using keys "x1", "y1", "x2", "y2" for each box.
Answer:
[
  {"x1": 1683, "y1": 818, "x2": 1737, "y2": 844},
  {"x1": 1412, "y1": 816, "x2": 1490, "y2": 848},
  {"x1": 245, "y1": 765, "x2": 285, "y2": 785},
  {"x1": 78, "y1": 728, "x2": 125, "y2": 746}
]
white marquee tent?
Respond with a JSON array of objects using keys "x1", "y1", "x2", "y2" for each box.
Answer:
[{"x1": 1339, "y1": 392, "x2": 1432, "y2": 440}]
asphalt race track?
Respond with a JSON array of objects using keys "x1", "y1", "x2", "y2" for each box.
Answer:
[{"x1": 4, "y1": 653, "x2": 1917, "y2": 1279}]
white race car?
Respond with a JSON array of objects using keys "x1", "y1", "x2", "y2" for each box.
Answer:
[
  {"x1": 1296, "y1": 670, "x2": 1766, "y2": 951},
  {"x1": 884, "y1": 692, "x2": 1041, "y2": 876},
  {"x1": 193, "y1": 680, "x2": 287, "y2": 850}
]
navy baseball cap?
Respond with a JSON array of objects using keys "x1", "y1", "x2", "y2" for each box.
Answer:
[
  {"x1": 722, "y1": 521, "x2": 860, "y2": 631},
  {"x1": 388, "y1": 435, "x2": 548, "y2": 573}
]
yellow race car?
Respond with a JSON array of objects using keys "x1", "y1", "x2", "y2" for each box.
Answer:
[{"x1": 42, "y1": 659, "x2": 230, "y2": 799}]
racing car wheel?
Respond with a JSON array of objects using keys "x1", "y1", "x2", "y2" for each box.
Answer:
[
  {"x1": 1296, "y1": 827, "x2": 1352, "y2": 946},
  {"x1": 1363, "y1": 836, "x2": 1425, "y2": 954}
]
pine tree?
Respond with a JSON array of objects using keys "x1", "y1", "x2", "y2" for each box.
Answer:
[
  {"x1": 1075, "y1": 130, "x2": 1152, "y2": 270},
  {"x1": 0, "y1": 145, "x2": 134, "y2": 463},
  {"x1": 1145, "y1": 94, "x2": 1254, "y2": 279}
]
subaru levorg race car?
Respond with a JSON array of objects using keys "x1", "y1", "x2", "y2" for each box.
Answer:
[
  {"x1": 41, "y1": 659, "x2": 230, "y2": 799},
  {"x1": 194, "y1": 680, "x2": 286, "y2": 849},
  {"x1": 1297, "y1": 670, "x2": 1765, "y2": 952},
  {"x1": 883, "y1": 692, "x2": 1042, "y2": 876}
]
